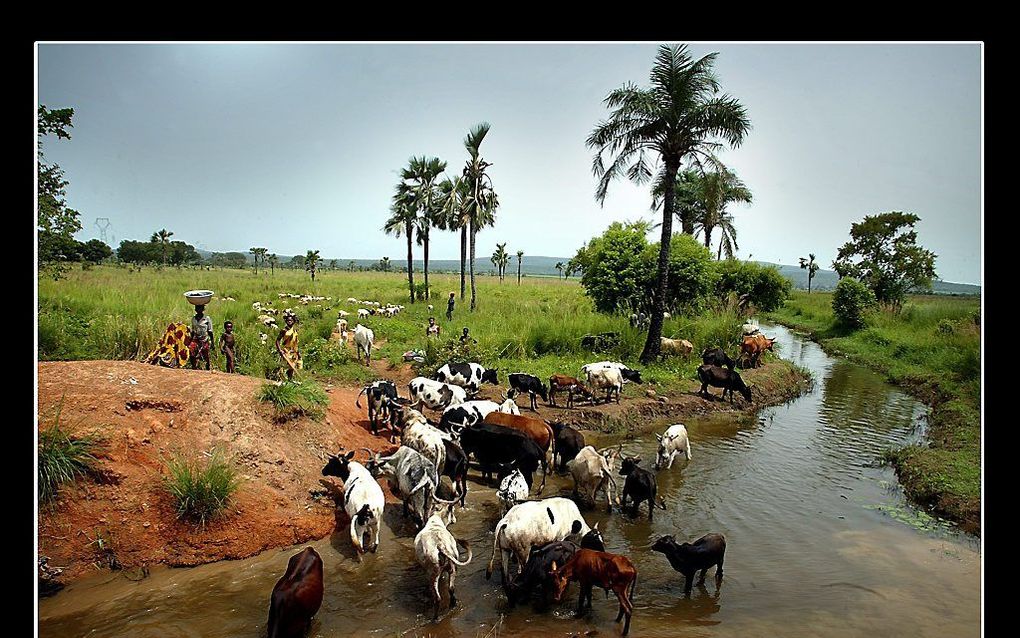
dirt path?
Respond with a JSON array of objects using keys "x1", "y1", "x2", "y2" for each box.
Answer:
[{"x1": 37, "y1": 359, "x2": 808, "y2": 587}]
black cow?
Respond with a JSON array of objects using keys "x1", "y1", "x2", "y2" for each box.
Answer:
[
  {"x1": 458, "y1": 422, "x2": 548, "y2": 492},
  {"x1": 651, "y1": 533, "x2": 726, "y2": 595},
  {"x1": 619, "y1": 456, "x2": 665, "y2": 521},
  {"x1": 701, "y1": 347, "x2": 736, "y2": 370},
  {"x1": 441, "y1": 438, "x2": 470, "y2": 507},
  {"x1": 355, "y1": 380, "x2": 398, "y2": 439},
  {"x1": 551, "y1": 422, "x2": 585, "y2": 473},
  {"x1": 696, "y1": 364, "x2": 752, "y2": 404},
  {"x1": 267, "y1": 547, "x2": 324, "y2": 638},
  {"x1": 505, "y1": 525, "x2": 607, "y2": 608},
  {"x1": 509, "y1": 373, "x2": 548, "y2": 411}
]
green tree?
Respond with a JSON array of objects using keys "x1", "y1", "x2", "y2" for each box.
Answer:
[
  {"x1": 304, "y1": 250, "x2": 321, "y2": 281},
  {"x1": 695, "y1": 168, "x2": 751, "y2": 255},
  {"x1": 37, "y1": 105, "x2": 82, "y2": 276},
  {"x1": 460, "y1": 123, "x2": 500, "y2": 311},
  {"x1": 437, "y1": 175, "x2": 471, "y2": 300},
  {"x1": 268, "y1": 253, "x2": 278, "y2": 275},
  {"x1": 348, "y1": 260, "x2": 355, "y2": 272},
  {"x1": 329, "y1": 259, "x2": 337, "y2": 271},
  {"x1": 576, "y1": 222, "x2": 652, "y2": 313},
  {"x1": 381, "y1": 256, "x2": 391, "y2": 271},
  {"x1": 799, "y1": 253, "x2": 820, "y2": 293},
  {"x1": 81, "y1": 239, "x2": 112, "y2": 264},
  {"x1": 555, "y1": 262, "x2": 564, "y2": 279},
  {"x1": 713, "y1": 259, "x2": 790, "y2": 313},
  {"x1": 118, "y1": 240, "x2": 160, "y2": 264},
  {"x1": 288, "y1": 254, "x2": 305, "y2": 269},
  {"x1": 402, "y1": 156, "x2": 447, "y2": 301},
  {"x1": 516, "y1": 249, "x2": 524, "y2": 284},
  {"x1": 491, "y1": 242, "x2": 509, "y2": 282},
  {"x1": 249, "y1": 247, "x2": 267, "y2": 274},
  {"x1": 588, "y1": 44, "x2": 750, "y2": 363},
  {"x1": 832, "y1": 212, "x2": 937, "y2": 309},
  {"x1": 150, "y1": 229, "x2": 174, "y2": 265},
  {"x1": 384, "y1": 181, "x2": 417, "y2": 302},
  {"x1": 168, "y1": 241, "x2": 201, "y2": 267},
  {"x1": 832, "y1": 277, "x2": 877, "y2": 328}
]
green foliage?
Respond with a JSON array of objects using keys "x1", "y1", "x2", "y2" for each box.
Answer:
[
  {"x1": 576, "y1": 222, "x2": 650, "y2": 313},
  {"x1": 303, "y1": 337, "x2": 351, "y2": 370},
  {"x1": 831, "y1": 277, "x2": 877, "y2": 328},
  {"x1": 38, "y1": 105, "x2": 83, "y2": 275},
  {"x1": 258, "y1": 380, "x2": 329, "y2": 420},
  {"x1": 936, "y1": 318, "x2": 955, "y2": 335},
  {"x1": 712, "y1": 260, "x2": 791, "y2": 313},
  {"x1": 832, "y1": 212, "x2": 937, "y2": 307},
  {"x1": 38, "y1": 400, "x2": 105, "y2": 503},
  {"x1": 414, "y1": 282, "x2": 431, "y2": 301},
  {"x1": 648, "y1": 233, "x2": 718, "y2": 314},
  {"x1": 162, "y1": 449, "x2": 240, "y2": 527},
  {"x1": 81, "y1": 239, "x2": 113, "y2": 264}
]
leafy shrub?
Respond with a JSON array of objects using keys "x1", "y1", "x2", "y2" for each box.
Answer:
[
  {"x1": 38, "y1": 401, "x2": 105, "y2": 503},
  {"x1": 163, "y1": 449, "x2": 240, "y2": 527},
  {"x1": 832, "y1": 277, "x2": 877, "y2": 328},
  {"x1": 414, "y1": 282, "x2": 431, "y2": 301},
  {"x1": 415, "y1": 337, "x2": 495, "y2": 377},
  {"x1": 303, "y1": 337, "x2": 351, "y2": 369},
  {"x1": 713, "y1": 260, "x2": 791, "y2": 313},
  {"x1": 937, "y1": 319, "x2": 955, "y2": 335},
  {"x1": 257, "y1": 380, "x2": 330, "y2": 420},
  {"x1": 645, "y1": 234, "x2": 718, "y2": 315}
]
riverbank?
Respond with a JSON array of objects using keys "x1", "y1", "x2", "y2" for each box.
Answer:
[
  {"x1": 37, "y1": 356, "x2": 809, "y2": 590},
  {"x1": 766, "y1": 291, "x2": 980, "y2": 535}
]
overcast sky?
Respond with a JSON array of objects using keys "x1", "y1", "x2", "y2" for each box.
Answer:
[{"x1": 37, "y1": 42, "x2": 982, "y2": 284}]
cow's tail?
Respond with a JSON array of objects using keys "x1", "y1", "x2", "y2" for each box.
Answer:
[
  {"x1": 486, "y1": 523, "x2": 507, "y2": 579},
  {"x1": 684, "y1": 435, "x2": 692, "y2": 461},
  {"x1": 444, "y1": 539, "x2": 473, "y2": 567},
  {"x1": 629, "y1": 569, "x2": 638, "y2": 603}
]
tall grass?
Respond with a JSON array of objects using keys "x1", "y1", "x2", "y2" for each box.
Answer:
[
  {"x1": 38, "y1": 399, "x2": 105, "y2": 503},
  {"x1": 163, "y1": 448, "x2": 241, "y2": 527},
  {"x1": 258, "y1": 380, "x2": 330, "y2": 420}
]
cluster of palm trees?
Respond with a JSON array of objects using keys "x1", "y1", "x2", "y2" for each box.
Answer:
[
  {"x1": 651, "y1": 167, "x2": 752, "y2": 260},
  {"x1": 384, "y1": 123, "x2": 499, "y2": 309},
  {"x1": 588, "y1": 43, "x2": 751, "y2": 363},
  {"x1": 490, "y1": 243, "x2": 510, "y2": 282}
]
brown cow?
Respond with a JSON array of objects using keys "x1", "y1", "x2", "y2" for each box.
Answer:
[
  {"x1": 268, "y1": 547, "x2": 324, "y2": 638},
  {"x1": 548, "y1": 549, "x2": 638, "y2": 635},
  {"x1": 739, "y1": 333, "x2": 776, "y2": 368},
  {"x1": 548, "y1": 374, "x2": 595, "y2": 408},
  {"x1": 659, "y1": 337, "x2": 694, "y2": 358},
  {"x1": 482, "y1": 412, "x2": 554, "y2": 456}
]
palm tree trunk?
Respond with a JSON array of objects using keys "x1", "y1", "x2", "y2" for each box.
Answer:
[
  {"x1": 704, "y1": 225, "x2": 713, "y2": 250},
  {"x1": 406, "y1": 221, "x2": 415, "y2": 303},
  {"x1": 640, "y1": 161, "x2": 678, "y2": 364},
  {"x1": 469, "y1": 219, "x2": 477, "y2": 311},
  {"x1": 423, "y1": 226, "x2": 430, "y2": 301},
  {"x1": 717, "y1": 238, "x2": 723, "y2": 261},
  {"x1": 518, "y1": 260, "x2": 522, "y2": 285},
  {"x1": 460, "y1": 226, "x2": 467, "y2": 299}
]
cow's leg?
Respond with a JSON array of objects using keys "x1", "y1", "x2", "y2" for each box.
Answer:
[
  {"x1": 684, "y1": 572, "x2": 694, "y2": 596},
  {"x1": 431, "y1": 568, "x2": 443, "y2": 620},
  {"x1": 372, "y1": 519, "x2": 381, "y2": 552},
  {"x1": 615, "y1": 584, "x2": 627, "y2": 621},
  {"x1": 350, "y1": 518, "x2": 363, "y2": 554},
  {"x1": 449, "y1": 564, "x2": 458, "y2": 608},
  {"x1": 576, "y1": 582, "x2": 590, "y2": 616},
  {"x1": 716, "y1": 556, "x2": 724, "y2": 581},
  {"x1": 698, "y1": 567, "x2": 708, "y2": 586},
  {"x1": 499, "y1": 547, "x2": 512, "y2": 590}
]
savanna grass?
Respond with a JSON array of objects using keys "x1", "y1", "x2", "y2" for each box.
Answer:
[
  {"x1": 258, "y1": 379, "x2": 330, "y2": 420},
  {"x1": 38, "y1": 399, "x2": 105, "y2": 503},
  {"x1": 163, "y1": 449, "x2": 241, "y2": 527}
]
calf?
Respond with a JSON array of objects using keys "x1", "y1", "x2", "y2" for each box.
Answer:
[
  {"x1": 414, "y1": 513, "x2": 473, "y2": 620},
  {"x1": 353, "y1": 324, "x2": 374, "y2": 366},
  {"x1": 619, "y1": 456, "x2": 665, "y2": 521},
  {"x1": 547, "y1": 549, "x2": 638, "y2": 635},
  {"x1": 505, "y1": 524, "x2": 607, "y2": 608},
  {"x1": 355, "y1": 380, "x2": 398, "y2": 438},
  {"x1": 321, "y1": 449, "x2": 385, "y2": 554},
  {"x1": 701, "y1": 347, "x2": 736, "y2": 370},
  {"x1": 651, "y1": 533, "x2": 726, "y2": 595},
  {"x1": 654, "y1": 423, "x2": 692, "y2": 470},
  {"x1": 435, "y1": 362, "x2": 499, "y2": 395},
  {"x1": 408, "y1": 377, "x2": 468, "y2": 411},
  {"x1": 551, "y1": 422, "x2": 585, "y2": 472},
  {"x1": 739, "y1": 333, "x2": 776, "y2": 369},
  {"x1": 569, "y1": 445, "x2": 621, "y2": 513},
  {"x1": 697, "y1": 364, "x2": 752, "y2": 404},
  {"x1": 508, "y1": 373, "x2": 548, "y2": 411},
  {"x1": 267, "y1": 547, "x2": 324, "y2": 638},
  {"x1": 486, "y1": 496, "x2": 590, "y2": 590},
  {"x1": 441, "y1": 438, "x2": 470, "y2": 507},
  {"x1": 548, "y1": 374, "x2": 595, "y2": 408}
]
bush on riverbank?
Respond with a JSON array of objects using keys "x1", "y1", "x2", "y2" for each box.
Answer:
[
  {"x1": 38, "y1": 400, "x2": 105, "y2": 503},
  {"x1": 162, "y1": 448, "x2": 240, "y2": 527}
]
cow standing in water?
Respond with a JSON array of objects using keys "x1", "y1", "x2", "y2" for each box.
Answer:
[{"x1": 267, "y1": 547, "x2": 324, "y2": 638}]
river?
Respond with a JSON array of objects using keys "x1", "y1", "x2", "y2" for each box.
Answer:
[{"x1": 38, "y1": 324, "x2": 980, "y2": 637}]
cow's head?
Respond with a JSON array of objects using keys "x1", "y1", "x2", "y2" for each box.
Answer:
[
  {"x1": 322, "y1": 450, "x2": 355, "y2": 480},
  {"x1": 547, "y1": 560, "x2": 571, "y2": 602},
  {"x1": 430, "y1": 492, "x2": 459, "y2": 526},
  {"x1": 581, "y1": 522, "x2": 605, "y2": 551},
  {"x1": 481, "y1": 367, "x2": 499, "y2": 385},
  {"x1": 651, "y1": 534, "x2": 679, "y2": 555},
  {"x1": 654, "y1": 434, "x2": 671, "y2": 470},
  {"x1": 598, "y1": 444, "x2": 622, "y2": 472},
  {"x1": 619, "y1": 455, "x2": 642, "y2": 476},
  {"x1": 621, "y1": 368, "x2": 643, "y2": 384}
]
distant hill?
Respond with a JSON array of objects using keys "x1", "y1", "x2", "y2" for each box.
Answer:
[{"x1": 762, "y1": 262, "x2": 980, "y2": 296}]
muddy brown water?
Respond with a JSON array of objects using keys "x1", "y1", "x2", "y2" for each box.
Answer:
[{"x1": 38, "y1": 324, "x2": 980, "y2": 637}]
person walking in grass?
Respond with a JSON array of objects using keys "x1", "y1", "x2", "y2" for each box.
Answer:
[
  {"x1": 189, "y1": 304, "x2": 213, "y2": 371},
  {"x1": 219, "y1": 320, "x2": 236, "y2": 373},
  {"x1": 276, "y1": 310, "x2": 303, "y2": 382},
  {"x1": 446, "y1": 292, "x2": 456, "y2": 321}
]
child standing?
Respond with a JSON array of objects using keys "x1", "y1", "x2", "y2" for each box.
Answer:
[{"x1": 219, "y1": 320, "x2": 236, "y2": 373}]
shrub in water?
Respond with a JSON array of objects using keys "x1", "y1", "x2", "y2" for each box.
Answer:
[
  {"x1": 163, "y1": 449, "x2": 240, "y2": 527},
  {"x1": 832, "y1": 277, "x2": 877, "y2": 329}
]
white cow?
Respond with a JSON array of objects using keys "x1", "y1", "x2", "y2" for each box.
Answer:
[
  {"x1": 654, "y1": 423, "x2": 692, "y2": 470},
  {"x1": 401, "y1": 411, "x2": 450, "y2": 474},
  {"x1": 496, "y1": 468, "x2": 529, "y2": 517},
  {"x1": 322, "y1": 450, "x2": 385, "y2": 554},
  {"x1": 357, "y1": 308, "x2": 370, "y2": 320},
  {"x1": 568, "y1": 445, "x2": 621, "y2": 513},
  {"x1": 587, "y1": 366, "x2": 624, "y2": 404},
  {"x1": 415, "y1": 513, "x2": 473, "y2": 620},
  {"x1": 581, "y1": 361, "x2": 643, "y2": 384},
  {"x1": 408, "y1": 377, "x2": 468, "y2": 411},
  {"x1": 485, "y1": 497, "x2": 590, "y2": 588},
  {"x1": 354, "y1": 324, "x2": 374, "y2": 365}
]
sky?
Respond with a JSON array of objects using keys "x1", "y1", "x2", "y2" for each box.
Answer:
[{"x1": 36, "y1": 42, "x2": 982, "y2": 284}]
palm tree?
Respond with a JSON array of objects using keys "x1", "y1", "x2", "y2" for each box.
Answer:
[
  {"x1": 249, "y1": 247, "x2": 267, "y2": 274},
  {"x1": 304, "y1": 250, "x2": 320, "y2": 281},
  {"x1": 438, "y1": 175, "x2": 470, "y2": 300},
  {"x1": 587, "y1": 43, "x2": 750, "y2": 363},
  {"x1": 799, "y1": 253, "x2": 820, "y2": 293},
  {"x1": 151, "y1": 228, "x2": 174, "y2": 265},
  {"x1": 329, "y1": 259, "x2": 337, "y2": 271},
  {"x1": 491, "y1": 242, "x2": 509, "y2": 282},
  {"x1": 348, "y1": 260, "x2": 355, "y2": 272},
  {"x1": 516, "y1": 249, "x2": 524, "y2": 284},
  {"x1": 713, "y1": 210, "x2": 739, "y2": 260},
  {"x1": 381, "y1": 256, "x2": 391, "y2": 271},
  {"x1": 384, "y1": 181, "x2": 417, "y2": 302},
  {"x1": 461, "y1": 123, "x2": 500, "y2": 311},
  {"x1": 404, "y1": 156, "x2": 447, "y2": 301},
  {"x1": 695, "y1": 168, "x2": 751, "y2": 254},
  {"x1": 555, "y1": 261, "x2": 564, "y2": 279},
  {"x1": 651, "y1": 169, "x2": 706, "y2": 235},
  {"x1": 268, "y1": 253, "x2": 278, "y2": 275}
]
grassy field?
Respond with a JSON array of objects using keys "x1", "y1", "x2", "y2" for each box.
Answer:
[
  {"x1": 767, "y1": 290, "x2": 981, "y2": 533},
  {"x1": 38, "y1": 265, "x2": 761, "y2": 394}
]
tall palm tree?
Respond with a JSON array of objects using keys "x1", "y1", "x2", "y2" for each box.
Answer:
[
  {"x1": 491, "y1": 242, "x2": 509, "y2": 282},
  {"x1": 348, "y1": 260, "x2": 355, "y2": 272},
  {"x1": 404, "y1": 156, "x2": 447, "y2": 301},
  {"x1": 587, "y1": 43, "x2": 750, "y2": 363},
  {"x1": 329, "y1": 259, "x2": 337, "y2": 271},
  {"x1": 799, "y1": 253, "x2": 820, "y2": 293},
  {"x1": 696, "y1": 168, "x2": 752, "y2": 253},
  {"x1": 268, "y1": 253, "x2": 278, "y2": 275},
  {"x1": 304, "y1": 250, "x2": 320, "y2": 281},
  {"x1": 151, "y1": 228, "x2": 174, "y2": 265},
  {"x1": 438, "y1": 175, "x2": 470, "y2": 300},
  {"x1": 713, "y1": 210, "x2": 739, "y2": 260},
  {"x1": 381, "y1": 256, "x2": 391, "y2": 271},
  {"x1": 461, "y1": 123, "x2": 499, "y2": 311},
  {"x1": 516, "y1": 249, "x2": 524, "y2": 284},
  {"x1": 384, "y1": 182, "x2": 417, "y2": 302},
  {"x1": 555, "y1": 262, "x2": 564, "y2": 279},
  {"x1": 651, "y1": 169, "x2": 706, "y2": 235},
  {"x1": 249, "y1": 247, "x2": 267, "y2": 274}
]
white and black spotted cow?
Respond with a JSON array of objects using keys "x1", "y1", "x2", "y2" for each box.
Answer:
[
  {"x1": 438, "y1": 398, "x2": 520, "y2": 432},
  {"x1": 355, "y1": 380, "x2": 399, "y2": 438},
  {"x1": 435, "y1": 363, "x2": 499, "y2": 396},
  {"x1": 408, "y1": 377, "x2": 468, "y2": 412}
]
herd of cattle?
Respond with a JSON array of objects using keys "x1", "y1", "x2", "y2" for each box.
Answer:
[{"x1": 268, "y1": 323, "x2": 777, "y2": 637}]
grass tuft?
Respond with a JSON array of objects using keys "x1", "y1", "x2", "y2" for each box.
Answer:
[
  {"x1": 38, "y1": 398, "x2": 105, "y2": 503},
  {"x1": 162, "y1": 448, "x2": 241, "y2": 527},
  {"x1": 258, "y1": 379, "x2": 330, "y2": 420}
]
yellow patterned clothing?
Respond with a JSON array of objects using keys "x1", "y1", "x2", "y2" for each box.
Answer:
[
  {"x1": 280, "y1": 327, "x2": 303, "y2": 371},
  {"x1": 145, "y1": 322, "x2": 191, "y2": 368}
]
